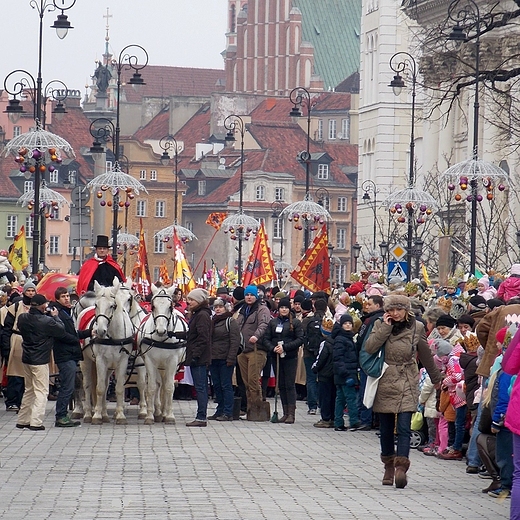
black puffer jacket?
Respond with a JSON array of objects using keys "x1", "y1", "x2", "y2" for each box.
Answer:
[
  {"x1": 312, "y1": 331, "x2": 335, "y2": 382},
  {"x1": 332, "y1": 327, "x2": 358, "y2": 385},
  {"x1": 18, "y1": 308, "x2": 68, "y2": 365},
  {"x1": 186, "y1": 303, "x2": 212, "y2": 367},
  {"x1": 262, "y1": 314, "x2": 304, "y2": 358}
]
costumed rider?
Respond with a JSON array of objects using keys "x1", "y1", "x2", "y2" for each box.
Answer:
[{"x1": 76, "y1": 235, "x2": 125, "y2": 295}]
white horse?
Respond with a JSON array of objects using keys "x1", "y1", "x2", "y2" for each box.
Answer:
[
  {"x1": 72, "y1": 278, "x2": 148, "y2": 422},
  {"x1": 89, "y1": 279, "x2": 135, "y2": 424},
  {"x1": 137, "y1": 285, "x2": 187, "y2": 425}
]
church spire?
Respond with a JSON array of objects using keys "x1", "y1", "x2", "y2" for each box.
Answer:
[{"x1": 103, "y1": 7, "x2": 113, "y2": 65}]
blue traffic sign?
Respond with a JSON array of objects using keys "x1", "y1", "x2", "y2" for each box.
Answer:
[{"x1": 388, "y1": 261, "x2": 408, "y2": 281}]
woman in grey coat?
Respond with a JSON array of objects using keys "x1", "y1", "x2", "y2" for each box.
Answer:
[{"x1": 364, "y1": 294, "x2": 442, "y2": 489}]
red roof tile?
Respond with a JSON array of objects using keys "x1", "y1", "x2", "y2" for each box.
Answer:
[
  {"x1": 120, "y1": 66, "x2": 225, "y2": 103},
  {"x1": 47, "y1": 105, "x2": 96, "y2": 181}
]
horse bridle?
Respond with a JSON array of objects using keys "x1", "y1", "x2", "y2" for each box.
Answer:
[
  {"x1": 151, "y1": 290, "x2": 174, "y2": 329},
  {"x1": 94, "y1": 299, "x2": 118, "y2": 328}
]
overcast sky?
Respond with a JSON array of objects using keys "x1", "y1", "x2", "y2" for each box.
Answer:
[{"x1": 2, "y1": 1, "x2": 228, "y2": 93}]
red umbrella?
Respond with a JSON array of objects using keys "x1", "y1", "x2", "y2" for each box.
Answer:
[{"x1": 36, "y1": 273, "x2": 78, "y2": 301}]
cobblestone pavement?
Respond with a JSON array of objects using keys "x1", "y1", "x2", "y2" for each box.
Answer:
[{"x1": 0, "y1": 399, "x2": 510, "y2": 519}]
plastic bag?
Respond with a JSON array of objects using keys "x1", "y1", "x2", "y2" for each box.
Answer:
[{"x1": 411, "y1": 411, "x2": 424, "y2": 431}]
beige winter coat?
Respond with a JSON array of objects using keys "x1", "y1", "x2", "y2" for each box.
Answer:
[
  {"x1": 364, "y1": 316, "x2": 442, "y2": 414},
  {"x1": 6, "y1": 302, "x2": 29, "y2": 377}
]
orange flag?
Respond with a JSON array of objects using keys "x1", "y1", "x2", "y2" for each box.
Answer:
[
  {"x1": 290, "y1": 225, "x2": 331, "y2": 293},
  {"x1": 242, "y1": 222, "x2": 276, "y2": 286},
  {"x1": 205, "y1": 212, "x2": 227, "y2": 230},
  {"x1": 131, "y1": 219, "x2": 152, "y2": 296},
  {"x1": 159, "y1": 259, "x2": 171, "y2": 285}
]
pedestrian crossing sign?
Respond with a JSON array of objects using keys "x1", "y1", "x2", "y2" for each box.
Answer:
[{"x1": 388, "y1": 261, "x2": 407, "y2": 281}]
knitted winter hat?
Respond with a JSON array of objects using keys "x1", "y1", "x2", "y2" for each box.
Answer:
[
  {"x1": 187, "y1": 288, "x2": 209, "y2": 304},
  {"x1": 212, "y1": 297, "x2": 226, "y2": 307},
  {"x1": 293, "y1": 294, "x2": 305, "y2": 304},
  {"x1": 367, "y1": 272, "x2": 380, "y2": 285},
  {"x1": 468, "y1": 295, "x2": 487, "y2": 310},
  {"x1": 244, "y1": 285, "x2": 258, "y2": 298},
  {"x1": 274, "y1": 291, "x2": 286, "y2": 300},
  {"x1": 232, "y1": 286, "x2": 245, "y2": 301},
  {"x1": 383, "y1": 294, "x2": 411, "y2": 312},
  {"x1": 293, "y1": 289, "x2": 305, "y2": 300},
  {"x1": 436, "y1": 314, "x2": 457, "y2": 329},
  {"x1": 477, "y1": 277, "x2": 490, "y2": 291},
  {"x1": 301, "y1": 299, "x2": 313, "y2": 312},
  {"x1": 278, "y1": 298, "x2": 291, "y2": 309},
  {"x1": 339, "y1": 313, "x2": 353, "y2": 326},
  {"x1": 434, "y1": 339, "x2": 453, "y2": 357},
  {"x1": 487, "y1": 298, "x2": 505, "y2": 310},
  {"x1": 22, "y1": 281, "x2": 36, "y2": 293}
]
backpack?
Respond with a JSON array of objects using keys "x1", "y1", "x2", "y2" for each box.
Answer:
[
  {"x1": 305, "y1": 315, "x2": 323, "y2": 356},
  {"x1": 225, "y1": 317, "x2": 246, "y2": 352}
]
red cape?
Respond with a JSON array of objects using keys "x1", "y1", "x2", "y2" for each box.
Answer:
[{"x1": 76, "y1": 255, "x2": 125, "y2": 295}]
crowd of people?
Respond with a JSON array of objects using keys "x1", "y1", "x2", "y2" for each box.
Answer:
[{"x1": 0, "y1": 239, "x2": 519, "y2": 517}]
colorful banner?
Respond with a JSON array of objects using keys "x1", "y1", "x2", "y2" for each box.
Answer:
[
  {"x1": 8, "y1": 225, "x2": 29, "y2": 271},
  {"x1": 172, "y1": 229, "x2": 196, "y2": 294},
  {"x1": 242, "y1": 222, "x2": 276, "y2": 286},
  {"x1": 131, "y1": 219, "x2": 152, "y2": 296},
  {"x1": 205, "y1": 212, "x2": 228, "y2": 230},
  {"x1": 290, "y1": 225, "x2": 331, "y2": 293},
  {"x1": 159, "y1": 259, "x2": 171, "y2": 285}
]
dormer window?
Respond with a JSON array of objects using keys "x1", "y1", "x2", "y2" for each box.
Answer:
[
  {"x1": 198, "y1": 180, "x2": 206, "y2": 196},
  {"x1": 256, "y1": 185, "x2": 265, "y2": 201},
  {"x1": 317, "y1": 164, "x2": 329, "y2": 180}
]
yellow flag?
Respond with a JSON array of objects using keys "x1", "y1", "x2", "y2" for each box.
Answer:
[
  {"x1": 8, "y1": 226, "x2": 29, "y2": 271},
  {"x1": 421, "y1": 262, "x2": 431, "y2": 287},
  {"x1": 172, "y1": 229, "x2": 196, "y2": 293}
]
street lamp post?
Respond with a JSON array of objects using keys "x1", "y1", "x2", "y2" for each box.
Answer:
[
  {"x1": 3, "y1": 0, "x2": 75, "y2": 274},
  {"x1": 352, "y1": 242, "x2": 362, "y2": 273},
  {"x1": 413, "y1": 237, "x2": 424, "y2": 279},
  {"x1": 289, "y1": 87, "x2": 313, "y2": 252},
  {"x1": 327, "y1": 242, "x2": 335, "y2": 287},
  {"x1": 271, "y1": 201, "x2": 284, "y2": 282},
  {"x1": 449, "y1": 0, "x2": 479, "y2": 276},
  {"x1": 379, "y1": 241, "x2": 389, "y2": 281},
  {"x1": 222, "y1": 115, "x2": 261, "y2": 283},
  {"x1": 106, "y1": 44, "x2": 148, "y2": 260},
  {"x1": 441, "y1": 0, "x2": 509, "y2": 275},
  {"x1": 361, "y1": 179, "x2": 379, "y2": 268},
  {"x1": 389, "y1": 51, "x2": 419, "y2": 282}
]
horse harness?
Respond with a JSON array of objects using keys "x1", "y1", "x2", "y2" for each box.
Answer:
[{"x1": 140, "y1": 290, "x2": 188, "y2": 353}]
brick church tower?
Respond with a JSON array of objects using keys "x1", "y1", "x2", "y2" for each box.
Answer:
[{"x1": 225, "y1": 0, "x2": 324, "y2": 95}]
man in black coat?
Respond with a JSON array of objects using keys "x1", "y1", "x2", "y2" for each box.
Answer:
[
  {"x1": 52, "y1": 286, "x2": 92, "y2": 427},
  {"x1": 355, "y1": 295, "x2": 384, "y2": 431},
  {"x1": 16, "y1": 294, "x2": 69, "y2": 431}
]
